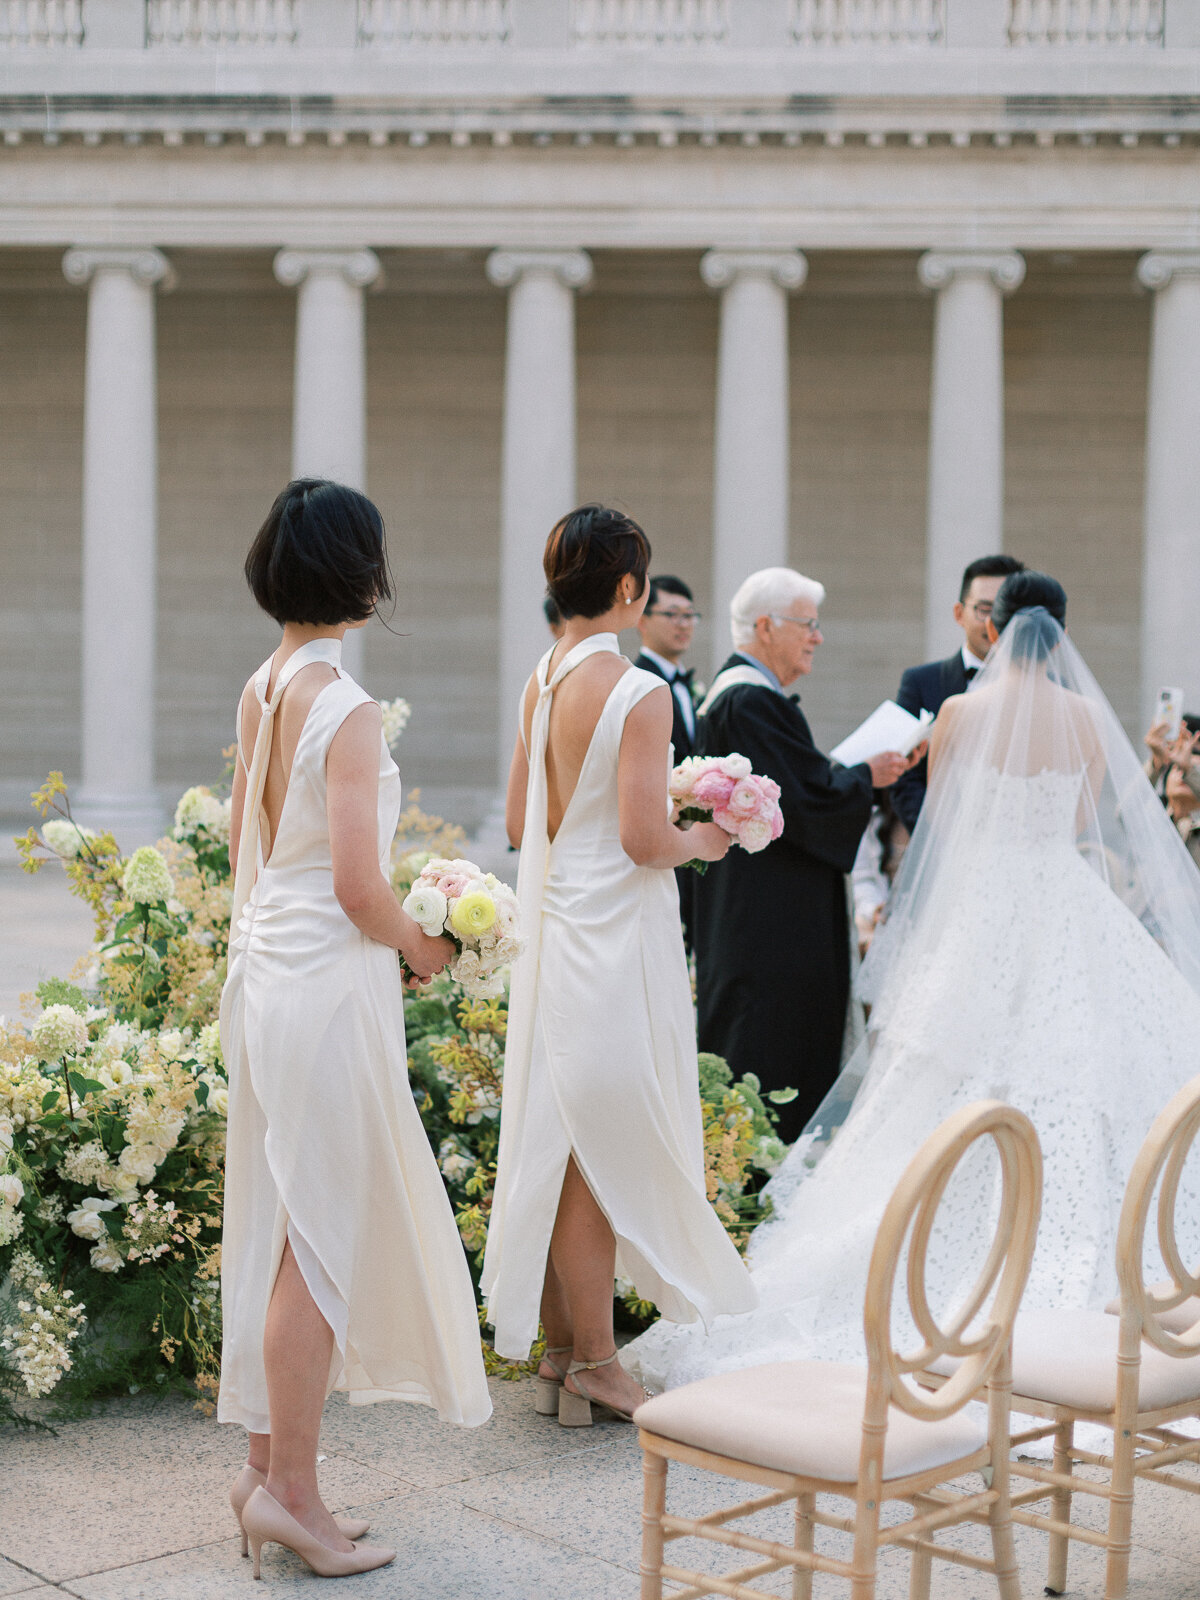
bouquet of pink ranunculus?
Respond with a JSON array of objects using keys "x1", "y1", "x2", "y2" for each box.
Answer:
[
  {"x1": 669, "y1": 753, "x2": 784, "y2": 872},
  {"x1": 400, "y1": 857, "x2": 523, "y2": 997}
]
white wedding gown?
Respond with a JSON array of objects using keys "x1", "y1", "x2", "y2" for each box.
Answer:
[{"x1": 628, "y1": 762, "x2": 1200, "y2": 1393}]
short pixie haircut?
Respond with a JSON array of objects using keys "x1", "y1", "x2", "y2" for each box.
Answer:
[
  {"x1": 730, "y1": 567, "x2": 825, "y2": 649},
  {"x1": 244, "y1": 479, "x2": 392, "y2": 626},
  {"x1": 544, "y1": 505, "x2": 650, "y2": 620}
]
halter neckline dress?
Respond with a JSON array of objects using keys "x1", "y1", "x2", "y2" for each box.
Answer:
[
  {"x1": 218, "y1": 637, "x2": 491, "y2": 1432},
  {"x1": 481, "y1": 633, "x2": 756, "y2": 1358}
]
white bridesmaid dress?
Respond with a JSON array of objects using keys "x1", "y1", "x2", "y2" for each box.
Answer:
[
  {"x1": 218, "y1": 637, "x2": 492, "y2": 1433},
  {"x1": 481, "y1": 633, "x2": 756, "y2": 1360}
]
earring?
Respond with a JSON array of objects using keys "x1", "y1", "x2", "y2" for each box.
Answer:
[{"x1": 625, "y1": 596, "x2": 632, "y2": 605}]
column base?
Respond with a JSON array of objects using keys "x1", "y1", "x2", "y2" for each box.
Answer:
[
  {"x1": 74, "y1": 790, "x2": 169, "y2": 851},
  {"x1": 469, "y1": 791, "x2": 519, "y2": 878}
]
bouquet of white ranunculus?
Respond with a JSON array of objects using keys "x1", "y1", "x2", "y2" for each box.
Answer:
[{"x1": 401, "y1": 858, "x2": 523, "y2": 999}]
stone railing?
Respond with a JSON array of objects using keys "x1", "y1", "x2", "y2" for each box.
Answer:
[
  {"x1": 145, "y1": 0, "x2": 298, "y2": 45},
  {"x1": 357, "y1": 0, "x2": 511, "y2": 47},
  {"x1": 791, "y1": 0, "x2": 945, "y2": 46},
  {"x1": 1008, "y1": 0, "x2": 1163, "y2": 45},
  {"x1": 572, "y1": 0, "x2": 728, "y2": 47},
  {"x1": 0, "y1": 0, "x2": 85, "y2": 45}
]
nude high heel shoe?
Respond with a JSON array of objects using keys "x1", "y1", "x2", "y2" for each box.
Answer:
[
  {"x1": 229, "y1": 1467, "x2": 370, "y2": 1556},
  {"x1": 557, "y1": 1351, "x2": 651, "y2": 1427},
  {"x1": 241, "y1": 1486, "x2": 395, "y2": 1580},
  {"x1": 533, "y1": 1346, "x2": 573, "y2": 1416}
]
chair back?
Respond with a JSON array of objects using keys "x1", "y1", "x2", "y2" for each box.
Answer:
[
  {"x1": 1115, "y1": 1072, "x2": 1200, "y2": 1359},
  {"x1": 863, "y1": 1100, "x2": 1043, "y2": 1425}
]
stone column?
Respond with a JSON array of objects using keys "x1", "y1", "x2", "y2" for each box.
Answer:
[
  {"x1": 485, "y1": 248, "x2": 593, "y2": 789},
  {"x1": 62, "y1": 247, "x2": 174, "y2": 841},
  {"x1": 918, "y1": 250, "x2": 1025, "y2": 659},
  {"x1": 700, "y1": 250, "x2": 807, "y2": 675},
  {"x1": 273, "y1": 249, "x2": 381, "y2": 681},
  {"x1": 1137, "y1": 252, "x2": 1200, "y2": 723}
]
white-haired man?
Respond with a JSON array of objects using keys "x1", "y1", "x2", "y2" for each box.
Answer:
[{"x1": 693, "y1": 568, "x2": 912, "y2": 1142}]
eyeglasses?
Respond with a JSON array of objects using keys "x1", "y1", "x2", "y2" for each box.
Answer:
[
  {"x1": 769, "y1": 614, "x2": 821, "y2": 636},
  {"x1": 646, "y1": 609, "x2": 702, "y2": 623},
  {"x1": 967, "y1": 603, "x2": 994, "y2": 620}
]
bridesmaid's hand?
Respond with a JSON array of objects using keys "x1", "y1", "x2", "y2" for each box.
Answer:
[
  {"x1": 401, "y1": 926, "x2": 457, "y2": 983},
  {"x1": 684, "y1": 821, "x2": 732, "y2": 863}
]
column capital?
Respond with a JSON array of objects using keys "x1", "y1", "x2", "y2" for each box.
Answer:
[
  {"x1": 1137, "y1": 251, "x2": 1200, "y2": 293},
  {"x1": 486, "y1": 249, "x2": 593, "y2": 291},
  {"x1": 63, "y1": 247, "x2": 175, "y2": 291},
  {"x1": 918, "y1": 250, "x2": 1025, "y2": 295},
  {"x1": 700, "y1": 250, "x2": 807, "y2": 292},
  {"x1": 273, "y1": 249, "x2": 382, "y2": 290}
]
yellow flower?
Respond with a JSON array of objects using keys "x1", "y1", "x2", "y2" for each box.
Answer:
[{"x1": 449, "y1": 890, "x2": 497, "y2": 940}]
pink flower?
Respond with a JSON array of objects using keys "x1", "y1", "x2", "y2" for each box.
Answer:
[
  {"x1": 726, "y1": 778, "x2": 761, "y2": 818},
  {"x1": 738, "y1": 817, "x2": 773, "y2": 853},
  {"x1": 693, "y1": 769, "x2": 737, "y2": 806},
  {"x1": 758, "y1": 777, "x2": 782, "y2": 803},
  {"x1": 769, "y1": 806, "x2": 785, "y2": 840},
  {"x1": 712, "y1": 805, "x2": 740, "y2": 834}
]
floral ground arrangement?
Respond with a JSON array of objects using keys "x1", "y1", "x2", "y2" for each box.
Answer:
[{"x1": 0, "y1": 766, "x2": 787, "y2": 1426}]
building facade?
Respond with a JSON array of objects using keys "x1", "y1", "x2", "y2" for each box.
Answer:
[{"x1": 2, "y1": 0, "x2": 1199, "y2": 840}]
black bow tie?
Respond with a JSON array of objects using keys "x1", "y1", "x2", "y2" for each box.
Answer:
[
  {"x1": 672, "y1": 667, "x2": 695, "y2": 689},
  {"x1": 964, "y1": 667, "x2": 978, "y2": 683}
]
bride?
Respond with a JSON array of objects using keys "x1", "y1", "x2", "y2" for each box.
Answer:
[{"x1": 629, "y1": 570, "x2": 1200, "y2": 1390}]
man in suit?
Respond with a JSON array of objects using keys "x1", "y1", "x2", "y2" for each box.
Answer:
[
  {"x1": 693, "y1": 568, "x2": 913, "y2": 1141},
  {"x1": 635, "y1": 575, "x2": 702, "y2": 946},
  {"x1": 891, "y1": 554, "x2": 1026, "y2": 834}
]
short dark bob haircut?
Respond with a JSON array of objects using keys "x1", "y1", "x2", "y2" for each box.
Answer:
[
  {"x1": 992, "y1": 570, "x2": 1068, "y2": 662},
  {"x1": 959, "y1": 553, "x2": 1025, "y2": 603},
  {"x1": 544, "y1": 504, "x2": 650, "y2": 620},
  {"x1": 244, "y1": 478, "x2": 392, "y2": 626}
]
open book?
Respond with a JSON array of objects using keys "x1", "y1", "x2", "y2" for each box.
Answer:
[{"x1": 830, "y1": 701, "x2": 933, "y2": 768}]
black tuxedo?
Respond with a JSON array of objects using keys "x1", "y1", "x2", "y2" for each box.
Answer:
[
  {"x1": 633, "y1": 651, "x2": 697, "y2": 761},
  {"x1": 891, "y1": 652, "x2": 973, "y2": 833},
  {"x1": 692, "y1": 658, "x2": 874, "y2": 1141},
  {"x1": 634, "y1": 650, "x2": 698, "y2": 948}
]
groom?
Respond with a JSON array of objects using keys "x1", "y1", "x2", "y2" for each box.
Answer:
[{"x1": 891, "y1": 554, "x2": 1025, "y2": 833}]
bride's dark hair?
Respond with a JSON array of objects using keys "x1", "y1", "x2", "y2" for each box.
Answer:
[{"x1": 992, "y1": 570, "x2": 1067, "y2": 662}]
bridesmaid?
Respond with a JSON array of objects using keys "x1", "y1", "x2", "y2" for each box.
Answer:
[
  {"x1": 219, "y1": 480, "x2": 491, "y2": 1580},
  {"x1": 481, "y1": 505, "x2": 757, "y2": 1423}
]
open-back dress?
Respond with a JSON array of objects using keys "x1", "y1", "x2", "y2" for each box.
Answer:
[
  {"x1": 218, "y1": 637, "x2": 492, "y2": 1433},
  {"x1": 481, "y1": 633, "x2": 756, "y2": 1359}
]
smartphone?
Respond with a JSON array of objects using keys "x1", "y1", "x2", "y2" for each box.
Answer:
[{"x1": 1156, "y1": 686, "x2": 1185, "y2": 742}]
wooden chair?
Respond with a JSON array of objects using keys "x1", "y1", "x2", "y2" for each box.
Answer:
[
  {"x1": 944, "y1": 1073, "x2": 1200, "y2": 1600},
  {"x1": 635, "y1": 1100, "x2": 1043, "y2": 1600}
]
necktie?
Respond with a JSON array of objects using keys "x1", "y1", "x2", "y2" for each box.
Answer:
[
  {"x1": 674, "y1": 667, "x2": 695, "y2": 691},
  {"x1": 964, "y1": 667, "x2": 978, "y2": 683}
]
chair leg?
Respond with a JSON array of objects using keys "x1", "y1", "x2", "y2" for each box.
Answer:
[
  {"x1": 1046, "y1": 1419, "x2": 1075, "y2": 1596},
  {"x1": 850, "y1": 1495, "x2": 880, "y2": 1600},
  {"x1": 1104, "y1": 1423, "x2": 1137, "y2": 1600},
  {"x1": 640, "y1": 1447, "x2": 667, "y2": 1600},
  {"x1": 792, "y1": 1491, "x2": 815, "y2": 1600},
  {"x1": 908, "y1": 1495, "x2": 935, "y2": 1600},
  {"x1": 987, "y1": 1477, "x2": 1021, "y2": 1600}
]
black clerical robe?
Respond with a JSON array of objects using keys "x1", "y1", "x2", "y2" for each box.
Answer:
[{"x1": 693, "y1": 658, "x2": 874, "y2": 1142}]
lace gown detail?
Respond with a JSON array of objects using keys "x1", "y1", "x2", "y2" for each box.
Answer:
[
  {"x1": 481, "y1": 633, "x2": 756, "y2": 1360},
  {"x1": 628, "y1": 768, "x2": 1200, "y2": 1392},
  {"x1": 218, "y1": 639, "x2": 491, "y2": 1432}
]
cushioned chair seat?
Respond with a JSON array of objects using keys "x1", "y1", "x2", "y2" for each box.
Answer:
[
  {"x1": 1103, "y1": 1285, "x2": 1200, "y2": 1336},
  {"x1": 930, "y1": 1310, "x2": 1200, "y2": 1413},
  {"x1": 634, "y1": 1360, "x2": 987, "y2": 1484}
]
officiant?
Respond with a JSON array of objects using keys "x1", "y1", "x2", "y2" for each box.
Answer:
[{"x1": 692, "y1": 568, "x2": 912, "y2": 1142}]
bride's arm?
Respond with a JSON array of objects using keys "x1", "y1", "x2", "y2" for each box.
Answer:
[
  {"x1": 327, "y1": 703, "x2": 455, "y2": 980},
  {"x1": 617, "y1": 689, "x2": 730, "y2": 870}
]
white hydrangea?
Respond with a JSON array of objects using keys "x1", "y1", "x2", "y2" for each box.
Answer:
[
  {"x1": 121, "y1": 846, "x2": 174, "y2": 905},
  {"x1": 195, "y1": 1021, "x2": 223, "y2": 1071},
  {"x1": 173, "y1": 786, "x2": 229, "y2": 842},
  {"x1": 379, "y1": 697, "x2": 411, "y2": 751},
  {"x1": 438, "y1": 1140, "x2": 476, "y2": 1183},
  {"x1": 0, "y1": 1206, "x2": 23, "y2": 1246},
  {"x1": 58, "y1": 1140, "x2": 114, "y2": 1188},
  {"x1": 66, "y1": 1195, "x2": 118, "y2": 1241},
  {"x1": 31, "y1": 1004, "x2": 89, "y2": 1060},
  {"x1": 41, "y1": 818, "x2": 99, "y2": 859},
  {"x1": 103, "y1": 1021, "x2": 141, "y2": 1056},
  {"x1": 156, "y1": 1029, "x2": 189, "y2": 1062},
  {"x1": 0, "y1": 1255, "x2": 86, "y2": 1395},
  {"x1": 117, "y1": 1145, "x2": 160, "y2": 1186},
  {"x1": 0, "y1": 1115, "x2": 12, "y2": 1155}
]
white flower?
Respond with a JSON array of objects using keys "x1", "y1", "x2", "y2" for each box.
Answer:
[
  {"x1": 103, "y1": 1021, "x2": 140, "y2": 1055},
  {"x1": 117, "y1": 1145, "x2": 160, "y2": 1186},
  {"x1": 379, "y1": 698, "x2": 412, "y2": 751},
  {"x1": 121, "y1": 846, "x2": 174, "y2": 905},
  {"x1": 438, "y1": 1140, "x2": 475, "y2": 1183},
  {"x1": 718, "y1": 753, "x2": 753, "y2": 779},
  {"x1": 0, "y1": 1116, "x2": 12, "y2": 1155},
  {"x1": 737, "y1": 817, "x2": 773, "y2": 854},
  {"x1": 195, "y1": 1021, "x2": 223, "y2": 1071},
  {"x1": 156, "y1": 1029, "x2": 188, "y2": 1062},
  {"x1": 208, "y1": 1086, "x2": 229, "y2": 1117},
  {"x1": 41, "y1": 818, "x2": 99, "y2": 859},
  {"x1": 106, "y1": 1060, "x2": 135, "y2": 1087},
  {"x1": 753, "y1": 1135, "x2": 788, "y2": 1175},
  {"x1": 0, "y1": 1173, "x2": 25, "y2": 1208},
  {"x1": 90, "y1": 1236, "x2": 124, "y2": 1273},
  {"x1": 67, "y1": 1196, "x2": 118, "y2": 1241},
  {"x1": 403, "y1": 885, "x2": 449, "y2": 938},
  {"x1": 173, "y1": 785, "x2": 226, "y2": 840},
  {"x1": 31, "y1": 1004, "x2": 89, "y2": 1060}
]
